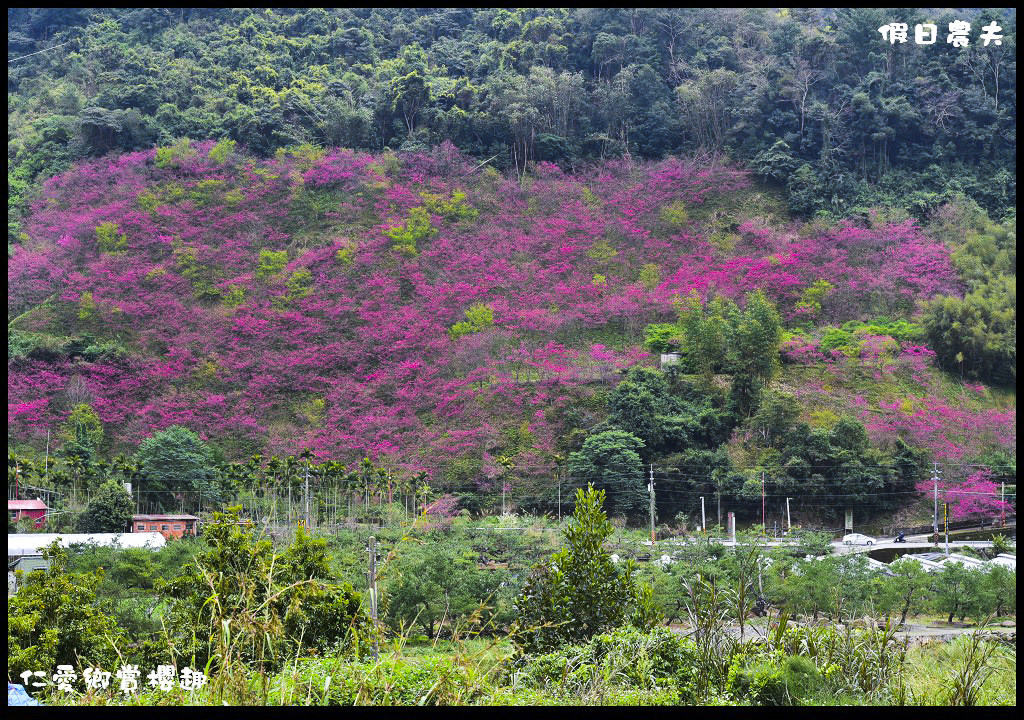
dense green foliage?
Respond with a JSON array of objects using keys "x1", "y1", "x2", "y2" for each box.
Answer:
[
  {"x1": 514, "y1": 485, "x2": 660, "y2": 652},
  {"x1": 8, "y1": 7, "x2": 1016, "y2": 243},
  {"x1": 923, "y1": 199, "x2": 1016, "y2": 385},
  {"x1": 76, "y1": 478, "x2": 135, "y2": 532},
  {"x1": 567, "y1": 431, "x2": 647, "y2": 517},
  {"x1": 134, "y1": 425, "x2": 226, "y2": 512},
  {"x1": 382, "y1": 537, "x2": 509, "y2": 640},
  {"x1": 161, "y1": 508, "x2": 369, "y2": 671},
  {"x1": 8, "y1": 543, "x2": 129, "y2": 682},
  {"x1": 11, "y1": 507, "x2": 1015, "y2": 705}
]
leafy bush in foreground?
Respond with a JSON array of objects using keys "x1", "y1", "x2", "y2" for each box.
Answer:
[
  {"x1": 8, "y1": 542, "x2": 128, "y2": 682},
  {"x1": 513, "y1": 485, "x2": 660, "y2": 653}
]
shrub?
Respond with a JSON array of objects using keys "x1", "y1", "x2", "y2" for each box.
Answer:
[
  {"x1": 782, "y1": 654, "x2": 822, "y2": 703},
  {"x1": 421, "y1": 189, "x2": 478, "y2": 220},
  {"x1": 8, "y1": 542, "x2": 129, "y2": 682},
  {"x1": 385, "y1": 206, "x2": 436, "y2": 256},
  {"x1": 76, "y1": 478, "x2": 134, "y2": 532},
  {"x1": 155, "y1": 137, "x2": 196, "y2": 168},
  {"x1": 207, "y1": 138, "x2": 236, "y2": 165},
  {"x1": 726, "y1": 651, "x2": 790, "y2": 705},
  {"x1": 223, "y1": 284, "x2": 246, "y2": 307},
  {"x1": 659, "y1": 199, "x2": 688, "y2": 229},
  {"x1": 449, "y1": 303, "x2": 494, "y2": 339},
  {"x1": 513, "y1": 485, "x2": 660, "y2": 653},
  {"x1": 161, "y1": 510, "x2": 370, "y2": 671},
  {"x1": 256, "y1": 249, "x2": 289, "y2": 279},
  {"x1": 95, "y1": 221, "x2": 127, "y2": 253},
  {"x1": 644, "y1": 323, "x2": 681, "y2": 353}
]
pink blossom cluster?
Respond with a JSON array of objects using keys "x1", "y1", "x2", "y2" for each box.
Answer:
[
  {"x1": 7, "y1": 143, "x2": 1003, "y2": 485},
  {"x1": 916, "y1": 470, "x2": 1012, "y2": 522}
]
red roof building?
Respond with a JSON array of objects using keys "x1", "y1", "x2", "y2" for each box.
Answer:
[
  {"x1": 8, "y1": 499, "x2": 48, "y2": 529},
  {"x1": 131, "y1": 514, "x2": 199, "y2": 539}
]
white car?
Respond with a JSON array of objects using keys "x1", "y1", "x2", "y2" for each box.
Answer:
[{"x1": 842, "y1": 533, "x2": 876, "y2": 546}]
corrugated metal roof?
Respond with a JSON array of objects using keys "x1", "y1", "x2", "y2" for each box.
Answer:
[
  {"x1": 7, "y1": 499, "x2": 49, "y2": 510},
  {"x1": 939, "y1": 553, "x2": 986, "y2": 567},
  {"x1": 132, "y1": 514, "x2": 199, "y2": 521},
  {"x1": 7, "y1": 532, "x2": 166, "y2": 556}
]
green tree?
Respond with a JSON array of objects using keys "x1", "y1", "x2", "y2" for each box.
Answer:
[
  {"x1": 676, "y1": 290, "x2": 731, "y2": 381},
  {"x1": 568, "y1": 430, "x2": 646, "y2": 518},
  {"x1": 513, "y1": 484, "x2": 660, "y2": 652},
  {"x1": 385, "y1": 206, "x2": 436, "y2": 256},
  {"x1": 728, "y1": 290, "x2": 783, "y2": 417},
  {"x1": 879, "y1": 556, "x2": 930, "y2": 625},
  {"x1": 923, "y1": 276, "x2": 1016, "y2": 385},
  {"x1": 932, "y1": 561, "x2": 977, "y2": 623},
  {"x1": 255, "y1": 249, "x2": 289, "y2": 279},
  {"x1": 94, "y1": 220, "x2": 128, "y2": 253},
  {"x1": 449, "y1": 302, "x2": 494, "y2": 339},
  {"x1": 643, "y1": 322, "x2": 681, "y2": 353},
  {"x1": 981, "y1": 564, "x2": 1015, "y2": 618},
  {"x1": 607, "y1": 374, "x2": 674, "y2": 454},
  {"x1": 780, "y1": 556, "x2": 838, "y2": 620},
  {"x1": 383, "y1": 539, "x2": 501, "y2": 640},
  {"x1": 76, "y1": 478, "x2": 135, "y2": 533},
  {"x1": 60, "y1": 402, "x2": 104, "y2": 458},
  {"x1": 134, "y1": 425, "x2": 222, "y2": 513}
]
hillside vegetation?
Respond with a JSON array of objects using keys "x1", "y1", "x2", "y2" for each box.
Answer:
[
  {"x1": 8, "y1": 141, "x2": 1015, "y2": 523},
  {"x1": 8, "y1": 7, "x2": 1016, "y2": 235}
]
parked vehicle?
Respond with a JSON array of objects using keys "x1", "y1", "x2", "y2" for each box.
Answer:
[{"x1": 842, "y1": 533, "x2": 876, "y2": 546}]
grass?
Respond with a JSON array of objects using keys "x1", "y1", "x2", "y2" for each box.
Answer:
[
  {"x1": 902, "y1": 634, "x2": 1016, "y2": 705},
  {"x1": 38, "y1": 619, "x2": 1017, "y2": 706}
]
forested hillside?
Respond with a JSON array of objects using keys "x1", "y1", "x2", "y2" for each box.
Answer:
[
  {"x1": 8, "y1": 140, "x2": 1015, "y2": 522},
  {"x1": 8, "y1": 7, "x2": 1016, "y2": 237}
]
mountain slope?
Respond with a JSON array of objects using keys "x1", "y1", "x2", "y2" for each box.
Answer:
[{"x1": 7, "y1": 143, "x2": 1012, "y2": 489}]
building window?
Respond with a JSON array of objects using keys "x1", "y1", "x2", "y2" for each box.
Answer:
[
  {"x1": 173, "y1": 524, "x2": 182, "y2": 530},
  {"x1": 151, "y1": 525, "x2": 158, "y2": 530},
  {"x1": 161, "y1": 524, "x2": 169, "y2": 531},
  {"x1": 137, "y1": 524, "x2": 146, "y2": 531}
]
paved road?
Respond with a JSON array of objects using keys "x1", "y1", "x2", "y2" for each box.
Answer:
[
  {"x1": 644, "y1": 538, "x2": 995, "y2": 555},
  {"x1": 832, "y1": 540, "x2": 994, "y2": 555},
  {"x1": 670, "y1": 621, "x2": 1015, "y2": 644}
]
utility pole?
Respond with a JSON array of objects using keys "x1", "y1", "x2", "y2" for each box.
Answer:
[
  {"x1": 700, "y1": 496, "x2": 705, "y2": 533},
  {"x1": 44, "y1": 429, "x2": 50, "y2": 486},
  {"x1": 1001, "y1": 481, "x2": 1006, "y2": 528},
  {"x1": 649, "y1": 464, "x2": 656, "y2": 543},
  {"x1": 761, "y1": 471, "x2": 766, "y2": 535},
  {"x1": 786, "y1": 497, "x2": 792, "y2": 534},
  {"x1": 304, "y1": 463, "x2": 311, "y2": 528},
  {"x1": 557, "y1": 471, "x2": 561, "y2": 522},
  {"x1": 932, "y1": 463, "x2": 940, "y2": 545},
  {"x1": 716, "y1": 486, "x2": 721, "y2": 529},
  {"x1": 368, "y1": 536, "x2": 379, "y2": 661},
  {"x1": 944, "y1": 502, "x2": 949, "y2": 557}
]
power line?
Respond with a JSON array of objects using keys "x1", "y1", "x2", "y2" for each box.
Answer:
[{"x1": 8, "y1": 40, "x2": 76, "y2": 63}]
